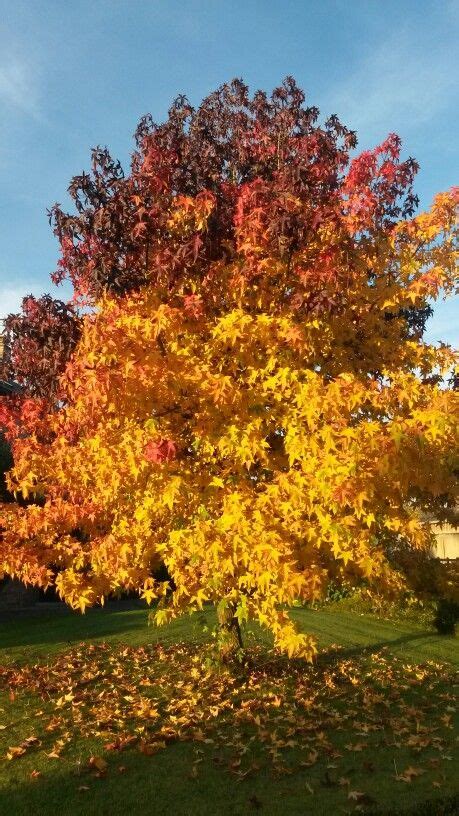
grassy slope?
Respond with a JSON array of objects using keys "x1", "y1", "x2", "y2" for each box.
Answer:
[
  {"x1": 0, "y1": 604, "x2": 457, "y2": 816},
  {"x1": 1, "y1": 603, "x2": 457, "y2": 667}
]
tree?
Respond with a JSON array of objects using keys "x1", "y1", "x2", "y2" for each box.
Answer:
[
  {"x1": 1, "y1": 79, "x2": 458, "y2": 660},
  {"x1": 1, "y1": 294, "x2": 81, "y2": 400},
  {"x1": 0, "y1": 78, "x2": 430, "y2": 402}
]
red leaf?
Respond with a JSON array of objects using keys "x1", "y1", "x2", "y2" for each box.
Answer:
[{"x1": 144, "y1": 439, "x2": 177, "y2": 464}]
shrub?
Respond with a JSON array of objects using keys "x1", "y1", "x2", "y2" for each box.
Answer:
[
  {"x1": 319, "y1": 586, "x2": 436, "y2": 628},
  {"x1": 433, "y1": 598, "x2": 459, "y2": 635}
]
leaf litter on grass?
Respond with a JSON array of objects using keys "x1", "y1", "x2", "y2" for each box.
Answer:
[{"x1": 0, "y1": 641, "x2": 457, "y2": 811}]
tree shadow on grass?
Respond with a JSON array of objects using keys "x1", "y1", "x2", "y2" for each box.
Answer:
[
  {"x1": 0, "y1": 603, "x2": 150, "y2": 652},
  {"x1": 318, "y1": 631, "x2": 448, "y2": 664},
  {"x1": 0, "y1": 764, "x2": 457, "y2": 816},
  {"x1": 0, "y1": 602, "x2": 214, "y2": 655}
]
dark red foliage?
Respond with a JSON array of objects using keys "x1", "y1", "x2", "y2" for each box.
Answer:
[
  {"x1": 49, "y1": 77, "x2": 418, "y2": 305},
  {"x1": 144, "y1": 439, "x2": 177, "y2": 464},
  {"x1": 3, "y1": 77, "x2": 422, "y2": 411},
  {"x1": 1, "y1": 295, "x2": 81, "y2": 399}
]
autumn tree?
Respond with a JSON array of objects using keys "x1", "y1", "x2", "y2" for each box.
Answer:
[
  {"x1": 0, "y1": 79, "x2": 431, "y2": 404},
  {"x1": 1, "y1": 79, "x2": 458, "y2": 660},
  {"x1": 1, "y1": 294, "x2": 81, "y2": 398}
]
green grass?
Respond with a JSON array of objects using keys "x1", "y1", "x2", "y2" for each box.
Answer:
[
  {"x1": 0, "y1": 603, "x2": 457, "y2": 816},
  {"x1": 2, "y1": 602, "x2": 457, "y2": 666}
]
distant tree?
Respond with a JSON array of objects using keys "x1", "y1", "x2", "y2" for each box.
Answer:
[{"x1": 1, "y1": 295, "x2": 81, "y2": 399}]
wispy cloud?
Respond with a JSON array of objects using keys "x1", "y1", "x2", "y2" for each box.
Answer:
[
  {"x1": 0, "y1": 280, "x2": 73, "y2": 322},
  {"x1": 0, "y1": 283, "x2": 43, "y2": 322},
  {"x1": 0, "y1": 55, "x2": 43, "y2": 122},
  {"x1": 325, "y1": 27, "x2": 458, "y2": 143}
]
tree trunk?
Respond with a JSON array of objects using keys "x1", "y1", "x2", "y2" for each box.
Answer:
[{"x1": 217, "y1": 601, "x2": 243, "y2": 661}]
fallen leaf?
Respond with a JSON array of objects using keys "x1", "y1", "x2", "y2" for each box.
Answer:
[
  {"x1": 22, "y1": 736, "x2": 40, "y2": 748},
  {"x1": 396, "y1": 766, "x2": 425, "y2": 783},
  {"x1": 344, "y1": 742, "x2": 367, "y2": 752},
  {"x1": 6, "y1": 746, "x2": 26, "y2": 760},
  {"x1": 301, "y1": 749, "x2": 318, "y2": 766},
  {"x1": 348, "y1": 790, "x2": 366, "y2": 801},
  {"x1": 88, "y1": 756, "x2": 108, "y2": 772},
  {"x1": 139, "y1": 740, "x2": 166, "y2": 756}
]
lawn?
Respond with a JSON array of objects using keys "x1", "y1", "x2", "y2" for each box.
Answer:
[{"x1": 0, "y1": 603, "x2": 457, "y2": 816}]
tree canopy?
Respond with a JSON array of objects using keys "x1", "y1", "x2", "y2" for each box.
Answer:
[{"x1": 1, "y1": 78, "x2": 458, "y2": 659}]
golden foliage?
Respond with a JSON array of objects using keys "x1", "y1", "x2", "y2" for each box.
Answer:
[{"x1": 1, "y1": 188, "x2": 458, "y2": 659}]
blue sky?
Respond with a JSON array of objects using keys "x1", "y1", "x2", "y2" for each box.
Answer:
[{"x1": 0, "y1": 0, "x2": 457, "y2": 345}]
